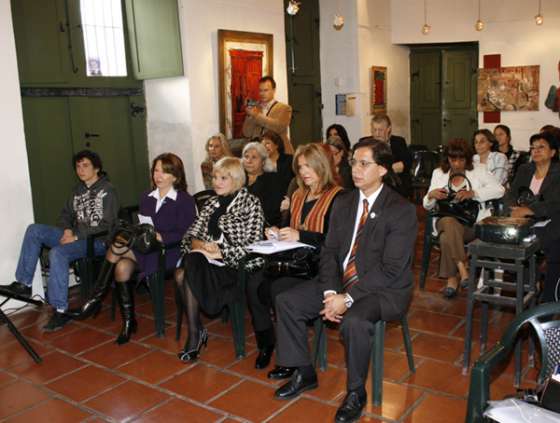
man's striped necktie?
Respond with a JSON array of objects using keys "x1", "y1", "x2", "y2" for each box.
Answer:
[{"x1": 342, "y1": 199, "x2": 369, "y2": 292}]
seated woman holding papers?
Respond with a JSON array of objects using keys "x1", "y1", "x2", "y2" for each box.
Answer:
[
  {"x1": 176, "y1": 157, "x2": 265, "y2": 362},
  {"x1": 246, "y1": 143, "x2": 342, "y2": 371}
]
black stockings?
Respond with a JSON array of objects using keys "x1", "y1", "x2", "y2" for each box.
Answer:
[{"x1": 175, "y1": 267, "x2": 202, "y2": 350}]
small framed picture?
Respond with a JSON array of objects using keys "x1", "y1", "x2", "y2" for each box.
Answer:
[{"x1": 371, "y1": 66, "x2": 387, "y2": 115}]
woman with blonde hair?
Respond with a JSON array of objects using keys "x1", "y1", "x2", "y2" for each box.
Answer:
[
  {"x1": 245, "y1": 143, "x2": 343, "y2": 372},
  {"x1": 176, "y1": 157, "x2": 264, "y2": 362},
  {"x1": 200, "y1": 133, "x2": 232, "y2": 189}
]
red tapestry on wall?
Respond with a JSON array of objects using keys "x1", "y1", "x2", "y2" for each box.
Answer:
[{"x1": 230, "y1": 50, "x2": 263, "y2": 138}]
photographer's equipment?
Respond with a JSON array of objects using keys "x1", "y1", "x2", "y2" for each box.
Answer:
[
  {"x1": 0, "y1": 287, "x2": 43, "y2": 363},
  {"x1": 264, "y1": 247, "x2": 318, "y2": 279},
  {"x1": 111, "y1": 220, "x2": 161, "y2": 256},
  {"x1": 475, "y1": 216, "x2": 534, "y2": 245},
  {"x1": 434, "y1": 173, "x2": 480, "y2": 226}
]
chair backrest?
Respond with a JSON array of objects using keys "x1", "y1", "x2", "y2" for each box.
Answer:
[
  {"x1": 501, "y1": 302, "x2": 560, "y2": 382},
  {"x1": 411, "y1": 150, "x2": 439, "y2": 180},
  {"x1": 193, "y1": 189, "x2": 215, "y2": 214},
  {"x1": 119, "y1": 205, "x2": 140, "y2": 224}
]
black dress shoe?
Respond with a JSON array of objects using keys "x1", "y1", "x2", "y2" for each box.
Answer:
[
  {"x1": 2, "y1": 282, "x2": 31, "y2": 298},
  {"x1": 274, "y1": 370, "x2": 318, "y2": 400},
  {"x1": 335, "y1": 390, "x2": 367, "y2": 423},
  {"x1": 255, "y1": 345, "x2": 274, "y2": 369},
  {"x1": 267, "y1": 366, "x2": 295, "y2": 380}
]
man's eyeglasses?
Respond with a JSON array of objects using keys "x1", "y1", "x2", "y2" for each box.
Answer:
[
  {"x1": 348, "y1": 159, "x2": 376, "y2": 169},
  {"x1": 530, "y1": 145, "x2": 548, "y2": 152}
]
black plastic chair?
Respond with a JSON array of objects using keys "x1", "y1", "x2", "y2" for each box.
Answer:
[
  {"x1": 193, "y1": 189, "x2": 215, "y2": 214},
  {"x1": 411, "y1": 150, "x2": 439, "y2": 204},
  {"x1": 465, "y1": 302, "x2": 560, "y2": 423}
]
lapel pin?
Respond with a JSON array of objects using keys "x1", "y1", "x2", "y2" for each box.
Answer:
[{"x1": 370, "y1": 211, "x2": 376, "y2": 219}]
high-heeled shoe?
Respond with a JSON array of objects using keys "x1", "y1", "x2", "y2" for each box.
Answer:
[
  {"x1": 115, "y1": 281, "x2": 137, "y2": 345},
  {"x1": 178, "y1": 328, "x2": 208, "y2": 362}
]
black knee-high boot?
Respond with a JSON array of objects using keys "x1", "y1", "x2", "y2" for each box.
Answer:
[
  {"x1": 75, "y1": 259, "x2": 115, "y2": 320},
  {"x1": 115, "y1": 281, "x2": 137, "y2": 345}
]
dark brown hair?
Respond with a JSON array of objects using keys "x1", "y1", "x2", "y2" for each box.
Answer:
[
  {"x1": 351, "y1": 138, "x2": 399, "y2": 188},
  {"x1": 259, "y1": 75, "x2": 276, "y2": 89},
  {"x1": 151, "y1": 153, "x2": 187, "y2": 192},
  {"x1": 441, "y1": 138, "x2": 474, "y2": 173},
  {"x1": 473, "y1": 129, "x2": 499, "y2": 152},
  {"x1": 261, "y1": 130, "x2": 284, "y2": 154}
]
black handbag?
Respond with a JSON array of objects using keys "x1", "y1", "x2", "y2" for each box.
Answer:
[
  {"x1": 435, "y1": 173, "x2": 480, "y2": 226},
  {"x1": 264, "y1": 247, "x2": 318, "y2": 279},
  {"x1": 111, "y1": 220, "x2": 161, "y2": 255}
]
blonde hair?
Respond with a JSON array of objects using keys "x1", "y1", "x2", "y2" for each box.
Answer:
[
  {"x1": 205, "y1": 133, "x2": 232, "y2": 161},
  {"x1": 242, "y1": 141, "x2": 274, "y2": 172},
  {"x1": 293, "y1": 143, "x2": 337, "y2": 193},
  {"x1": 213, "y1": 157, "x2": 246, "y2": 191}
]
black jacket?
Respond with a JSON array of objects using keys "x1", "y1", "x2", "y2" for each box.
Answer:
[
  {"x1": 57, "y1": 175, "x2": 119, "y2": 240},
  {"x1": 319, "y1": 186, "x2": 418, "y2": 320},
  {"x1": 246, "y1": 172, "x2": 284, "y2": 227}
]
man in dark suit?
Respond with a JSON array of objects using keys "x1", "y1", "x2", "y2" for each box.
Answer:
[
  {"x1": 359, "y1": 114, "x2": 413, "y2": 198},
  {"x1": 269, "y1": 139, "x2": 418, "y2": 422}
]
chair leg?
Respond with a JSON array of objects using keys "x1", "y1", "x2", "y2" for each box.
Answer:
[
  {"x1": 230, "y1": 269, "x2": 247, "y2": 359},
  {"x1": 372, "y1": 321, "x2": 386, "y2": 407},
  {"x1": 401, "y1": 317, "x2": 415, "y2": 373},
  {"x1": 147, "y1": 272, "x2": 166, "y2": 337},
  {"x1": 420, "y1": 230, "x2": 433, "y2": 290},
  {"x1": 312, "y1": 319, "x2": 327, "y2": 371},
  {"x1": 110, "y1": 284, "x2": 117, "y2": 321},
  {"x1": 175, "y1": 284, "x2": 183, "y2": 341}
]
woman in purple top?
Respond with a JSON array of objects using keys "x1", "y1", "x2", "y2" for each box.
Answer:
[{"x1": 75, "y1": 153, "x2": 196, "y2": 344}]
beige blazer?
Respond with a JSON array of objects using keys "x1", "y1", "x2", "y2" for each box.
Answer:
[{"x1": 242, "y1": 101, "x2": 293, "y2": 154}]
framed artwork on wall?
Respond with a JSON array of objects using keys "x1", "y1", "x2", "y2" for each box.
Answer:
[
  {"x1": 477, "y1": 65, "x2": 540, "y2": 112},
  {"x1": 370, "y1": 66, "x2": 387, "y2": 115},
  {"x1": 218, "y1": 29, "x2": 273, "y2": 139}
]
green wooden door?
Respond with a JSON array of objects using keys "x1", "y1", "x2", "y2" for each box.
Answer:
[
  {"x1": 69, "y1": 97, "x2": 148, "y2": 208},
  {"x1": 442, "y1": 49, "x2": 478, "y2": 143},
  {"x1": 11, "y1": 0, "x2": 72, "y2": 85},
  {"x1": 284, "y1": 0, "x2": 323, "y2": 145},
  {"x1": 410, "y1": 44, "x2": 478, "y2": 150},
  {"x1": 124, "y1": 0, "x2": 184, "y2": 79},
  {"x1": 410, "y1": 51, "x2": 442, "y2": 150},
  {"x1": 21, "y1": 97, "x2": 76, "y2": 225}
]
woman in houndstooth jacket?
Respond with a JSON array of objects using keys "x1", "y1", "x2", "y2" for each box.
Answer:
[{"x1": 176, "y1": 157, "x2": 265, "y2": 362}]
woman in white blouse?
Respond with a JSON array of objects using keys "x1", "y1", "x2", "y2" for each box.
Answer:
[
  {"x1": 473, "y1": 129, "x2": 509, "y2": 185},
  {"x1": 423, "y1": 138, "x2": 505, "y2": 298}
]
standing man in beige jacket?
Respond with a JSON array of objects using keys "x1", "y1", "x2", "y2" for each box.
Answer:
[{"x1": 243, "y1": 76, "x2": 294, "y2": 154}]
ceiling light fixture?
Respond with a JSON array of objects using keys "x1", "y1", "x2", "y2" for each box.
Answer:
[
  {"x1": 535, "y1": 0, "x2": 544, "y2": 25},
  {"x1": 475, "y1": 0, "x2": 484, "y2": 31},
  {"x1": 421, "y1": 0, "x2": 431, "y2": 35},
  {"x1": 286, "y1": 0, "x2": 300, "y2": 16},
  {"x1": 333, "y1": 0, "x2": 344, "y2": 30}
]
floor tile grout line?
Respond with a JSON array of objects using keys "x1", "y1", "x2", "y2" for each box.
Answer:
[
  {"x1": 396, "y1": 390, "x2": 429, "y2": 423},
  {"x1": 260, "y1": 395, "x2": 303, "y2": 423}
]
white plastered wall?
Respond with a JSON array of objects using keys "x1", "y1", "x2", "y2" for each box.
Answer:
[{"x1": 391, "y1": 0, "x2": 560, "y2": 151}]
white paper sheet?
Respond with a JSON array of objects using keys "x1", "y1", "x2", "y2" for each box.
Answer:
[
  {"x1": 484, "y1": 398, "x2": 560, "y2": 422},
  {"x1": 190, "y1": 249, "x2": 225, "y2": 267},
  {"x1": 246, "y1": 240, "x2": 314, "y2": 255},
  {"x1": 138, "y1": 214, "x2": 154, "y2": 226}
]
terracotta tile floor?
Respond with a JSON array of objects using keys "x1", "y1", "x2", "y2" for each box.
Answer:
[{"x1": 0, "y1": 207, "x2": 541, "y2": 422}]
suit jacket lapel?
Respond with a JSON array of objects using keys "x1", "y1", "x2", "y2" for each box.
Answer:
[
  {"x1": 340, "y1": 191, "x2": 360, "y2": 262},
  {"x1": 361, "y1": 185, "x2": 389, "y2": 242}
]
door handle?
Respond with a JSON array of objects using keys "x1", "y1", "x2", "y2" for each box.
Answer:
[
  {"x1": 130, "y1": 103, "x2": 146, "y2": 117},
  {"x1": 84, "y1": 132, "x2": 100, "y2": 138}
]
